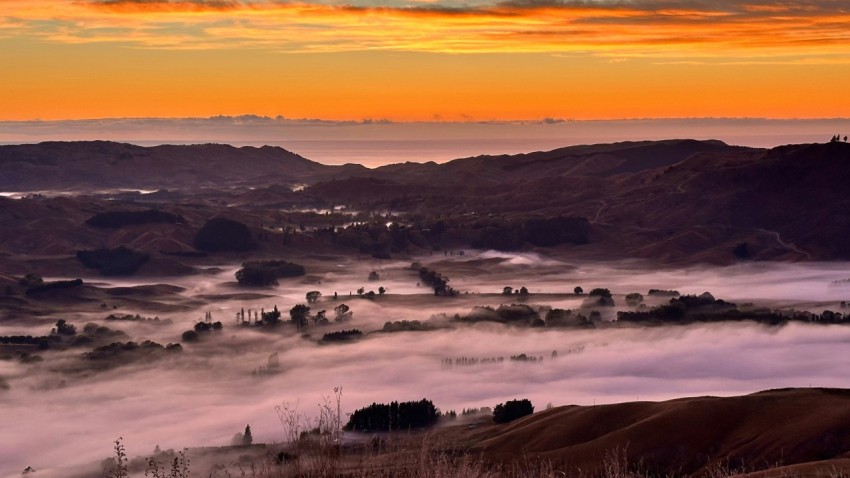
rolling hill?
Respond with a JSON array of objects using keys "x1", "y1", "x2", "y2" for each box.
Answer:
[{"x1": 457, "y1": 388, "x2": 850, "y2": 477}]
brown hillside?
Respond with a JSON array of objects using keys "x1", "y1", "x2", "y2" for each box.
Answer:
[{"x1": 457, "y1": 388, "x2": 850, "y2": 476}]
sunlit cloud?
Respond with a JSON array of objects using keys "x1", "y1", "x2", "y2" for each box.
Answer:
[{"x1": 0, "y1": 0, "x2": 847, "y2": 56}]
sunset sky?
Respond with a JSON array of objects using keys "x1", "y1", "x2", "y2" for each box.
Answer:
[{"x1": 2, "y1": 0, "x2": 850, "y2": 121}]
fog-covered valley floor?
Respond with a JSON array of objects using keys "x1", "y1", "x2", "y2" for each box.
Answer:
[{"x1": 3, "y1": 251, "x2": 850, "y2": 477}]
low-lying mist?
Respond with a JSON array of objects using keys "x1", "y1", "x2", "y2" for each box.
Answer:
[{"x1": 2, "y1": 251, "x2": 850, "y2": 477}]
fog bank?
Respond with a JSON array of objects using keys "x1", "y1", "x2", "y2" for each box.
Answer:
[{"x1": 2, "y1": 254, "x2": 850, "y2": 477}]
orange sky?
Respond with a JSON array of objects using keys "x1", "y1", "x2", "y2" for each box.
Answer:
[{"x1": 1, "y1": 0, "x2": 849, "y2": 121}]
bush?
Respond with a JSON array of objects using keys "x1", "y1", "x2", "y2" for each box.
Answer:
[{"x1": 493, "y1": 399, "x2": 534, "y2": 423}]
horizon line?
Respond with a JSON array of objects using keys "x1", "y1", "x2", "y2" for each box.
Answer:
[{"x1": 2, "y1": 115, "x2": 850, "y2": 125}]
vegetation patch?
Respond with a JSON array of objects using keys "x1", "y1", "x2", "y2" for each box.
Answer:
[
  {"x1": 76, "y1": 247, "x2": 150, "y2": 276},
  {"x1": 194, "y1": 217, "x2": 256, "y2": 252},
  {"x1": 85, "y1": 209, "x2": 184, "y2": 228},
  {"x1": 235, "y1": 260, "x2": 306, "y2": 287}
]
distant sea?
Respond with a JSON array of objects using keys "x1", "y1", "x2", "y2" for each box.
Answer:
[{"x1": 1, "y1": 117, "x2": 847, "y2": 167}]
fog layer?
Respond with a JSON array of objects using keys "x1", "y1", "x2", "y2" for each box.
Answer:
[{"x1": 2, "y1": 252, "x2": 850, "y2": 477}]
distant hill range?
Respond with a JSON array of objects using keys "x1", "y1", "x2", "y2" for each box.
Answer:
[
  {"x1": 0, "y1": 140, "x2": 367, "y2": 191},
  {"x1": 1, "y1": 139, "x2": 849, "y2": 262}
]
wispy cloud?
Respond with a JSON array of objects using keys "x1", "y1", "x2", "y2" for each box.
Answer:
[{"x1": 1, "y1": 0, "x2": 849, "y2": 56}]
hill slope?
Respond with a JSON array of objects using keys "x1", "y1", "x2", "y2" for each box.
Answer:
[{"x1": 460, "y1": 388, "x2": 850, "y2": 476}]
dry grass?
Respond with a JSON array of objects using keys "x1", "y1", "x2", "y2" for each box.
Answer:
[{"x1": 100, "y1": 388, "x2": 850, "y2": 478}]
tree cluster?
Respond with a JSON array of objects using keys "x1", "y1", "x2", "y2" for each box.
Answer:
[
  {"x1": 458, "y1": 304, "x2": 541, "y2": 326},
  {"x1": 86, "y1": 210, "x2": 184, "y2": 228},
  {"x1": 320, "y1": 329, "x2": 363, "y2": 343},
  {"x1": 418, "y1": 267, "x2": 457, "y2": 296},
  {"x1": 471, "y1": 216, "x2": 589, "y2": 250},
  {"x1": 84, "y1": 340, "x2": 182, "y2": 362},
  {"x1": 235, "y1": 260, "x2": 306, "y2": 287},
  {"x1": 493, "y1": 399, "x2": 534, "y2": 424},
  {"x1": 76, "y1": 247, "x2": 149, "y2": 276},
  {"x1": 194, "y1": 217, "x2": 257, "y2": 252},
  {"x1": 344, "y1": 398, "x2": 439, "y2": 431},
  {"x1": 381, "y1": 320, "x2": 438, "y2": 332}
]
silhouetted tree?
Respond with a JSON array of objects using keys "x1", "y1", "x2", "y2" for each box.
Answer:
[
  {"x1": 574, "y1": 286, "x2": 583, "y2": 295},
  {"x1": 290, "y1": 304, "x2": 310, "y2": 329},
  {"x1": 625, "y1": 293, "x2": 644, "y2": 306},
  {"x1": 52, "y1": 319, "x2": 76, "y2": 336},
  {"x1": 334, "y1": 303, "x2": 352, "y2": 322},
  {"x1": 261, "y1": 306, "x2": 281, "y2": 325},
  {"x1": 242, "y1": 425, "x2": 253, "y2": 445},
  {"x1": 502, "y1": 286, "x2": 513, "y2": 295},
  {"x1": 306, "y1": 291, "x2": 321, "y2": 303},
  {"x1": 588, "y1": 288, "x2": 612, "y2": 298}
]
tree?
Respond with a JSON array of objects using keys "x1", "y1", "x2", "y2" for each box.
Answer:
[
  {"x1": 290, "y1": 304, "x2": 310, "y2": 329},
  {"x1": 53, "y1": 319, "x2": 77, "y2": 336},
  {"x1": 261, "y1": 306, "x2": 281, "y2": 325},
  {"x1": 306, "y1": 291, "x2": 321, "y2": 304},
  {"x1": 625, "y1": 293, "x2": 644, "y2": 306},
  {"x1": 18, "y1": 272, "x2": 44, "y2": 288},
  {"x1": 493, "y1": 399, "x2": 534, "y2": 424},
  {"x1": 588, "y1": 288, "x2": 612, "y2": 298},
  {"x1": 502, "y1": 286, "x2": 513, "y2": 295},
  {"x1": 378, "y1": 286, "x2": 386, "y2": 295},
  {"x1": 519, "y1": 287, "x2": 529, "y2": 296},
  {"x1": 313, "y1": 310, "x2": 328, "y2": 325},
  {"x1": 242, "y1": 425, "x2": 253, "y2": 445},
  {"x1": 334, "y1": 303, "x2": 352, "y2": 322},
  {"x1": 574, "y1": 286, "x2": 583, "y2": 295}
]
